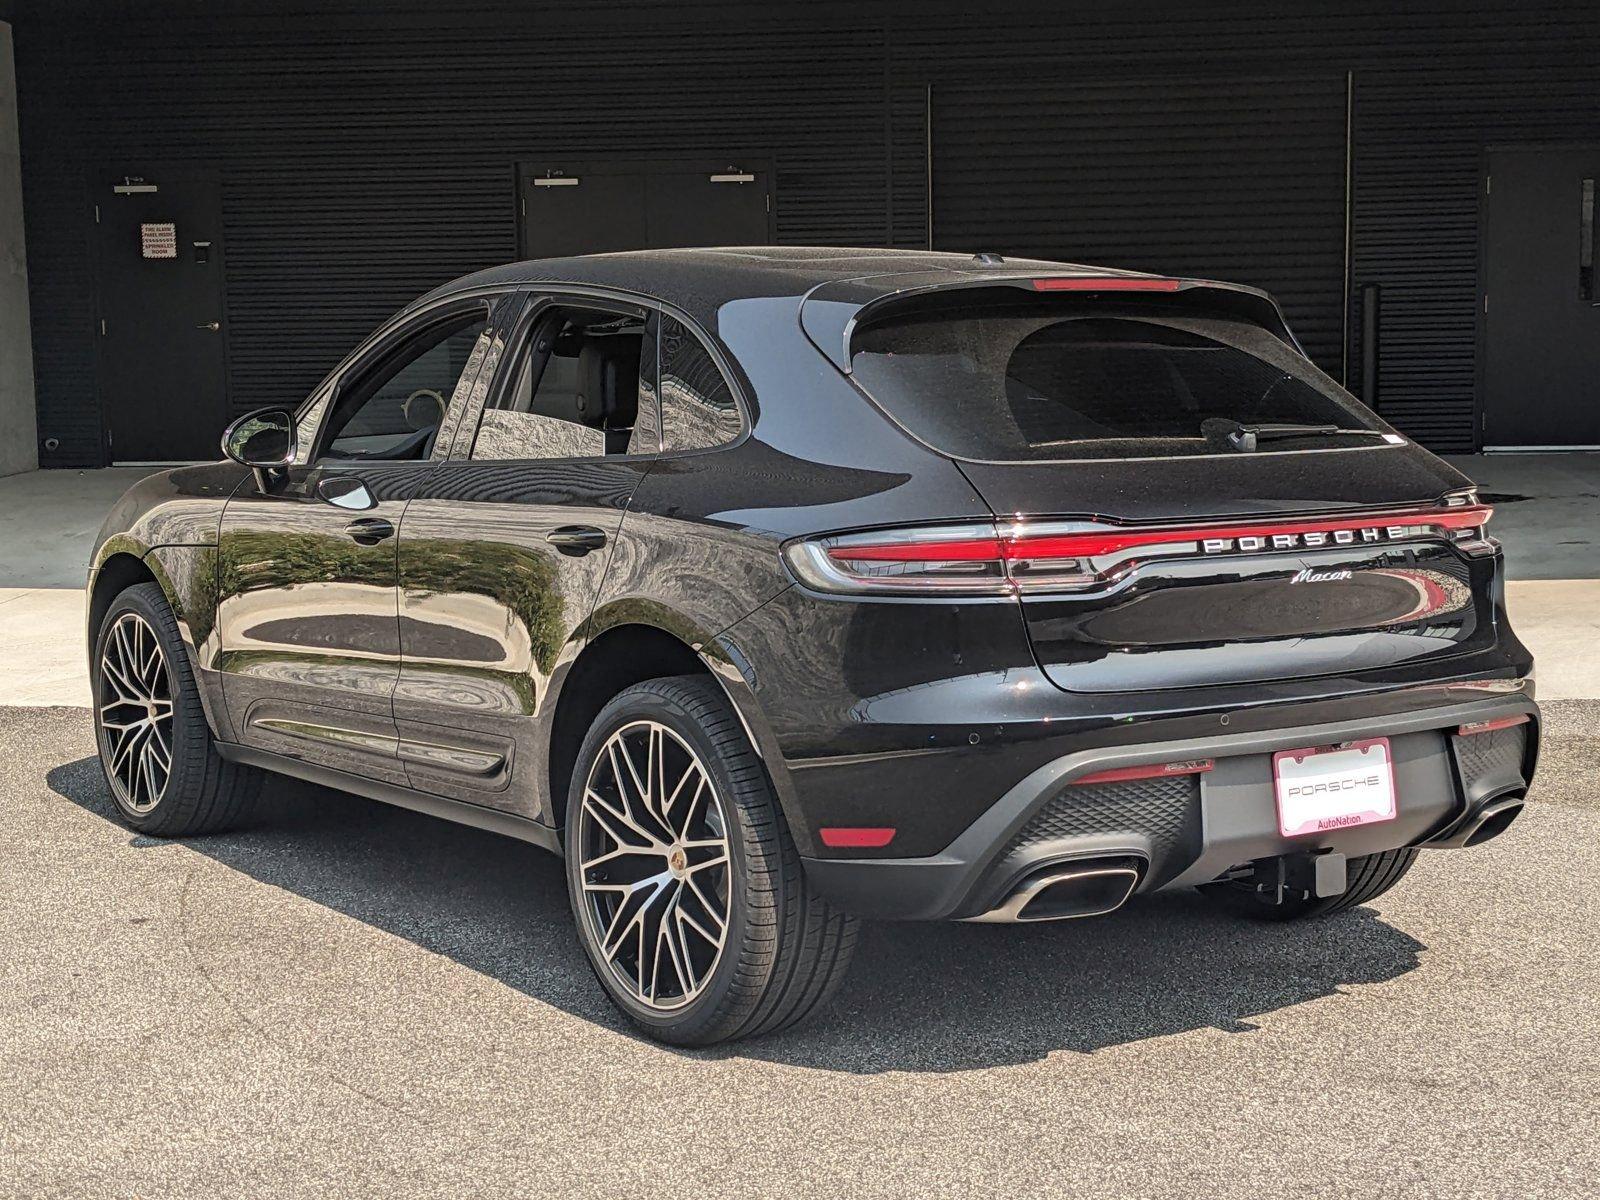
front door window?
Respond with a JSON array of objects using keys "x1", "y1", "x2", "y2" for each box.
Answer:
[{"x1": 320, "y1": 314, "x2": 489, "y2": 462}]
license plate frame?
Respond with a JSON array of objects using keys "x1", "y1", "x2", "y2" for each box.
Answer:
[{"x1": 1272, "y1": 737, "x2": 1398, "y2": 838}]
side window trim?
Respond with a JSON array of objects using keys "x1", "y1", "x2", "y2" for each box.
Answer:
[{"x1": 437, "y1": 291, "x2": 527, "y2": 461}]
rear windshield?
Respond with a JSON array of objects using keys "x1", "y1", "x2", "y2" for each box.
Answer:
[{"x1": 848, "y1": 297, "x2": 1382, "y2": 461}]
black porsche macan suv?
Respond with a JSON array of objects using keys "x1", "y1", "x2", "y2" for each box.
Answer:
[{"x1": 88, "y1": 247, "x2": 1537, "y2": 1044}]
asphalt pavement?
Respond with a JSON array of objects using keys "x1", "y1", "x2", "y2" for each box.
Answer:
[{"x1": 2, "y1": 703, "x2": 1597, "y2": 1198}]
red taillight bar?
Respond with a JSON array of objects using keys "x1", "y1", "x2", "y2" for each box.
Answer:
[
  {"x1": 818, "y1": 826, "x2": 896, "y2": 848},
  {"x1": 1071, "y1": 760, "x2": 1214, "y2": 786},
  {"x1": 828, "y1": 506, "x2": 1493, "y2": 565},
  {"x1": 1032, "y1": 276, "x2": 1183, "y2": 292}
]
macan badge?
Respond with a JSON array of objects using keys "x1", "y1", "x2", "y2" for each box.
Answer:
[{"x1": 1290, "y1": 567, "x2": 1355, "y2": 584}]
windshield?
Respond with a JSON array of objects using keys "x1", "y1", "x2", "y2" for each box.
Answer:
[{"x1": 848, "y1": 298, "x2": 1384, "y2": 461}]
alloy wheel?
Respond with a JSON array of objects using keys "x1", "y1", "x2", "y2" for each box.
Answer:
[
  {"x1": 98, "y1": 611, "x2": 175, "y2": 813},
  {"x1": 576, "y1": 720, "x2": 731, "y2": 1011}
]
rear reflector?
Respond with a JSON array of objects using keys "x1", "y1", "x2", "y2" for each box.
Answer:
[
  {"x1": 819, "y1": 826, "x2": 896, "y2": 848},
  {"x1": 1457, "y1": 714, "x2": 1531, "y2": 737},
  {"x1": 1031, "y1": 276, "x2": 1183, "y2": 292},
  {"x1": 782, "y1": 506, "x2": 1495, "y2": 596},
  {"x1": 1071, "y1": 760, "x2": 1214, "y2": 787}
]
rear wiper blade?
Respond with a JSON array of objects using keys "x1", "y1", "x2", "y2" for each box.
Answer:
[{"x1": 1200, "y1": 418, "x2": 1383, "y2": 452}]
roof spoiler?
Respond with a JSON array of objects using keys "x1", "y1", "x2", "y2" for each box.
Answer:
[{"x1": 799, "y1": 271, "x2": 1306, "y2": 374}]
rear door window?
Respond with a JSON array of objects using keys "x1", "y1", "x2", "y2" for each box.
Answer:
[
  {"x1": 470, "y1": 305, "x2": 645, "y2": 461},
  {"x1": 848, "y1": 296, "x2": 1382, "y2": 461}
]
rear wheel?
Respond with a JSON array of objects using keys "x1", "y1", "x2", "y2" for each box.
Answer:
[
  {"x1": 565, "y1": 675, "x2": 857, "y2": 1046},
  {"x1": 92, "y1": 582, "x2": 261, "y2": 836},
  {"x1": 1198, "y1": 848, "x2": 1420, "y2": 920}
]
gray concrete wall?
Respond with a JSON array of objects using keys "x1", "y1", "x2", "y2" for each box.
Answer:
[{"x1": 0, "y1": 21, "x2": 37, "y2": 478}]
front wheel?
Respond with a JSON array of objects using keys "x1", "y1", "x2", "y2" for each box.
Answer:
[
  {"x1": 92, "y1": 582, "x2": 261, "y2": 836},
  {"x1": 565, "y1": 675, "x2": 857, "y2": 1046}
]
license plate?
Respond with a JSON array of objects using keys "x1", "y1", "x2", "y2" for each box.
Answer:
[{"x1": 1273, "y1": 738, "x2": 1397, "y2": 838}]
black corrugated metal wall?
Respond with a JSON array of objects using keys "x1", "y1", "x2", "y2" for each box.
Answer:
[
  {"x1": 15, "y1": 0, "x2": 1600, "y2": 466},
  {"x1": 927, "y1": 74, "x2": 1349, "y2": 372}
]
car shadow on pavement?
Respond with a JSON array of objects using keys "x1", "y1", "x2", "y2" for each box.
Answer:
[{"x1": 48, "y1": 755, "x2": 1426, "y2": 1075}]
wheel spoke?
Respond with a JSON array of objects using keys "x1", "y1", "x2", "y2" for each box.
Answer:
[
  {"x1": 646, "y1": 725, "x2": 663, "y2": 823},
  {"x1": 108, "y1": 719, "x2": 146, "y2": 777},
  {"x1": 580, "y1": 842, "x2": 658, "y2": 872},
  {"x1": 674, "y1": 776, "x2": 711, "y2": 840},
  {"x1": 582, "y1": 787, "x2": 659, "y2": 850},
  {"x1": 116, "y1": 620, "x2": 139, "y2": 686},
  {"x1": 660, "y1": 763, "x2": 703, "y2": 836},
  {"x1": 137, "y1": 741, "x2": 159, "y2": 805},
  {"x1": 681, "y1": 868, "x2": 722, "y2": 928},
  {"x1": 613, "y1": 733, "x2": 674, "y2": 844},
  {"x1": 677, "y1": 899, "x2": 726, "y2": 951},
  {"x1": 612, "y1": 737, "x2": 649, "y2": 814},
  {"x1": 657, "y1": 889, "x2": 693, "y2": 999},
  {"x1": 101, "y1": 650, "x2": 141, "y2": 704},
  {"x1": 139, "y1": 628, "x2": 165, "y2": 691},
  {"x1": 598, "y1": 882, "x2": 655, "y2": 960},
  {"x1": 684, "y1": 847, "x2": 729, "y2": 875},
  {"x1": 147, "y1": 723, "x2": 173, "y2": 774}
]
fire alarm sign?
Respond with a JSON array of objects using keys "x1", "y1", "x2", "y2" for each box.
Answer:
[{"x1": 140, "y1": 222, "x2": 177, "y2": 259}]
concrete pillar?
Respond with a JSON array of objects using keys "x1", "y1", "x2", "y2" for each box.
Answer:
[{"x1": 0, "y1": 20, "x2": 38, "y2": 478}]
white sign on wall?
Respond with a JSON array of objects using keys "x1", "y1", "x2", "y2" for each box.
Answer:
[{"x1": 140, "y1": 222, "x2": 178, "y2": 259}]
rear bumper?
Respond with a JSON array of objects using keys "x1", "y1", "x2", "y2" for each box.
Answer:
[{"x1": 801, "y1": 695, "x2": 1539, "y2": 920}]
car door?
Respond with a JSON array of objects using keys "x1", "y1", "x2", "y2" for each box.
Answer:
[
  {"x1": 392, "y1": 291, "x2": 654, "y2": 814},
  {"x1": 215, "y1": 293, "x2": 509, "y2": 783}
]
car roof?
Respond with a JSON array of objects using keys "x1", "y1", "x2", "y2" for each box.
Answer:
[
  {"x1": 415, "y1": 245, "x2": 1300, "y2": 362},
  {"x1": 418, "y1": 245, "x2": 1157, "y2": 311}
]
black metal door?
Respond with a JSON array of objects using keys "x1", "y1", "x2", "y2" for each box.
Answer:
[
  {"x1": 644, "y1": 167, "x2": 772, "y2": 247},
  {"x1": 519, "y1": 159, "x2": 773, "y2": 259},
  {"x1": 93, "y1": 166, "x2": 228, "y2": 462},
  {"x1": 1483, "y1": 147, "x2": 1600, "y2": 447}
]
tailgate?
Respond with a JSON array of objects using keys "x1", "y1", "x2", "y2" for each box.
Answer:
[
  {"x1": 961, "y1": 453, "x2": 1497, "y2": 694},
  {"x1": 834, "y1": 272, "x2": 1500, "y2": 694}
]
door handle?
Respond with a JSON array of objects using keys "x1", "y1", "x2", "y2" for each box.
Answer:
[
  {"x1": 546, "y1": 525, "x2": 608, "y2": 556},
  {"x1": 345, "y1": 517, "x2": 395, "y2": 545},
  {"x1": 197, "y1": 321, "x2": 221, "y2": 331}
]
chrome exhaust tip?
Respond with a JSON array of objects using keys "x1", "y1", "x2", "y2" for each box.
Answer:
[
  {"x1": 1458, "y1": 795, "x2": 1526, "y2": 847},
  {"x1": 1424, "y1": 791, "x2": 1526, "y2": 850},
  {"x1": 966, "y1": 859, "x2": 1142, "y2": 923}
]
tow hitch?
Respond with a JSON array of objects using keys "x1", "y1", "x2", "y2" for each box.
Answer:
[{"x1": 1242, "y1": 851, "x2": 1348, "y2": 904}]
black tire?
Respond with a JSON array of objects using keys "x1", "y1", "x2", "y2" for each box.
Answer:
[
  {"x1": 564, "y1": 675, "x2": 858, "y2": 1046},
  {"x1": 92, "y1": 581, "x2": 262, "y2": 837},
  {"x1": 1198, "y1": 848, "x2": 1420, "y2": 920}
]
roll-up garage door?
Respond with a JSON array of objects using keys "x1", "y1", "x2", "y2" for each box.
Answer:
[{"x1": 931, "y1": 74, "x2": 1349, "y2": 377}]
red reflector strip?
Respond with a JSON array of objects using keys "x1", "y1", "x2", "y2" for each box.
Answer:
[
  {"x1": 1032, "y1": 276, "x2": 1183, "y2": 292},
  {"x1": 830, "y1": 537, "x2": 1001, "y2": 563},
  {"x1": 1456, "y1": 714, "x2": 1530, "y2": 737},
  {"x1": 818, "y1": 826, "x2": 897, "y2": 848},
  {"x1": 828, "y1": 507, "x2": 1493, "y2": 566},
  {"x1": 1071, "y1": 760, "x2": 1214, "y2": 787}
]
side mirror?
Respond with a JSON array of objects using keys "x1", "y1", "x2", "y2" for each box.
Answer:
[
  {"x1": 221, "y1": 408, "x2": 296, "y2": 486},
  {"x1": 315, "y1": 475, "x2": 375, "y2": 511}
]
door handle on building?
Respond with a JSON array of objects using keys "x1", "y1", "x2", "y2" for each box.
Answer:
[{"x1": 197, "y1": 321, "x2": 221, "y2": 331}]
